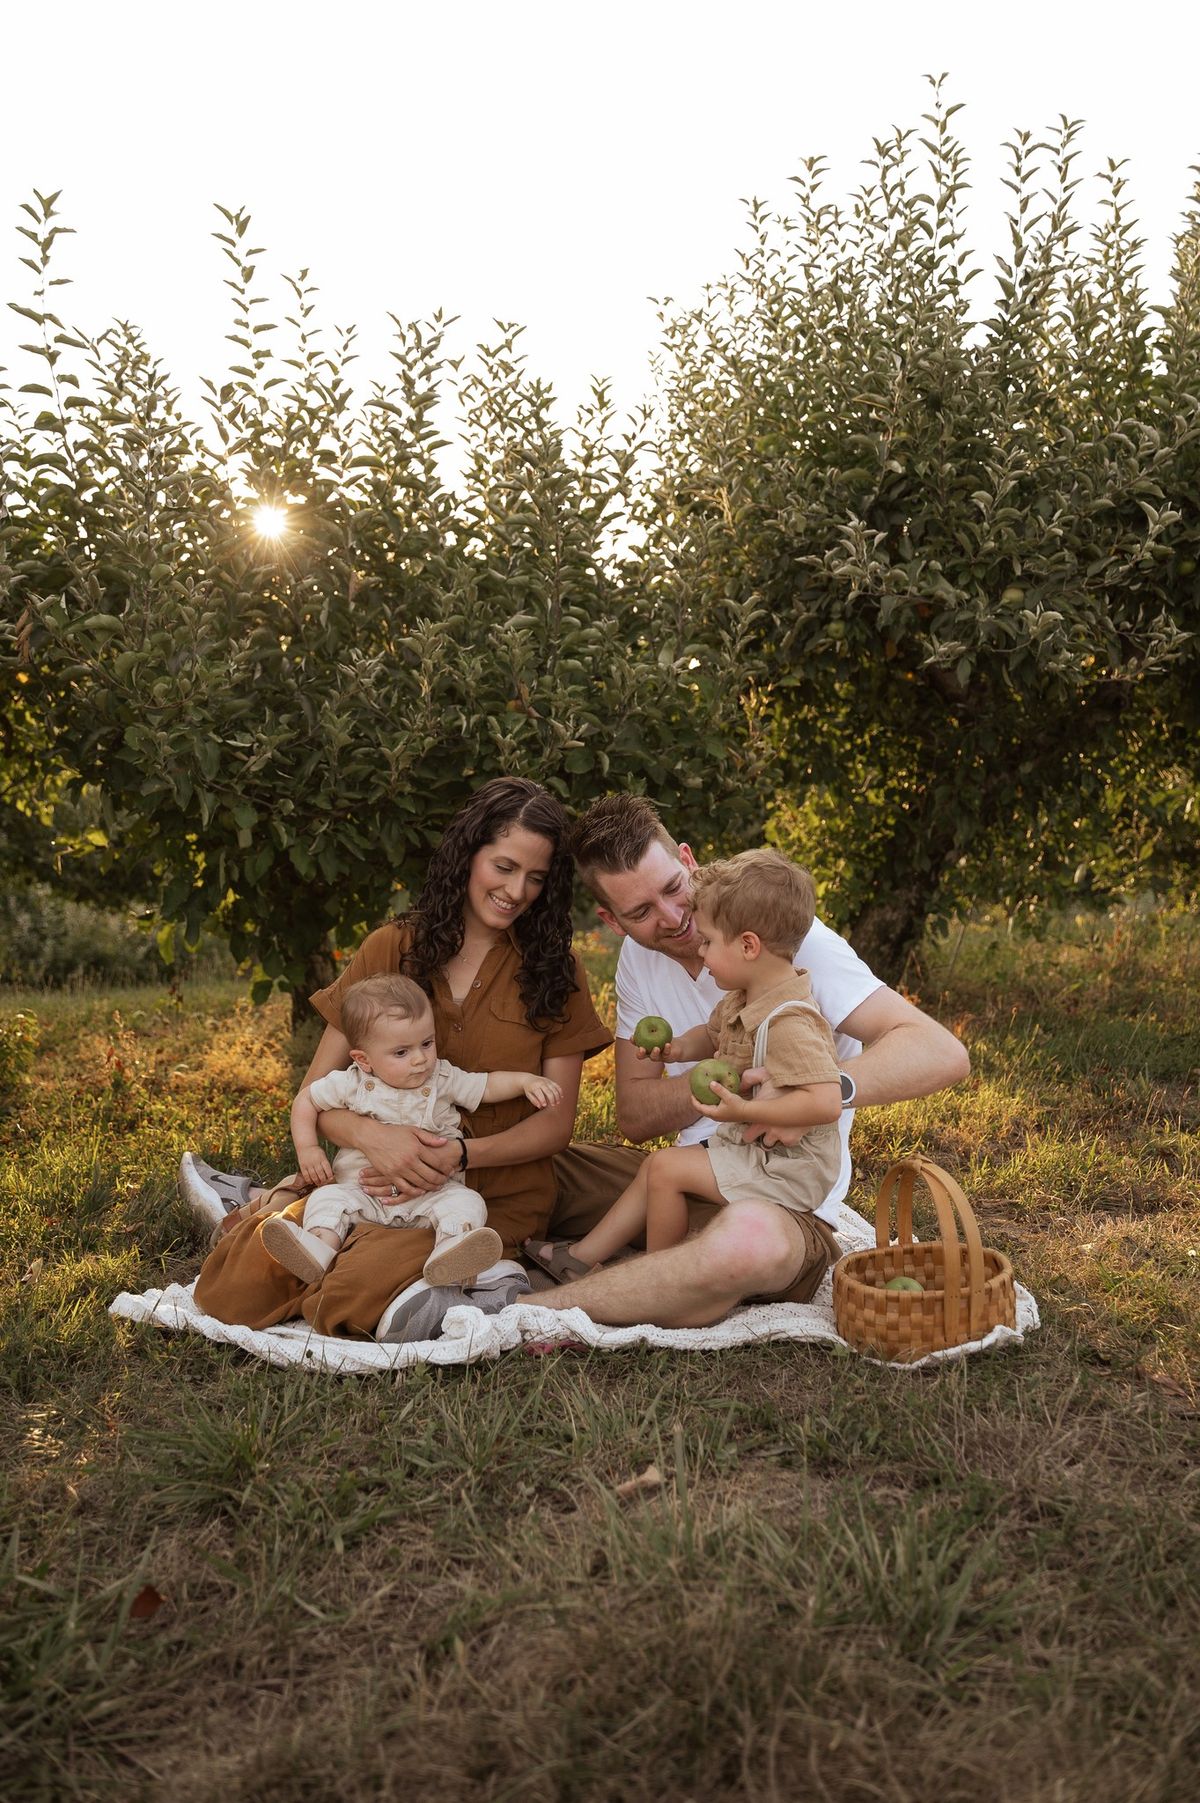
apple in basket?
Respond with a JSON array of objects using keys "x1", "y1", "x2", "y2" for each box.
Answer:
[{"x1": 885, "y1": 1275, "x2": 925, "y2": 1293}]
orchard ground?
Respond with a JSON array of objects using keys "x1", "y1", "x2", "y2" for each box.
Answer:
[{"x1": 1, "y1": 909, "x2": 1197, "y2": 1802}]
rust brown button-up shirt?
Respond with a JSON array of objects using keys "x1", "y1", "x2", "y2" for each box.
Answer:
[{"x1": 309, "y1": 920, "x2": 611, "y2": 1219}]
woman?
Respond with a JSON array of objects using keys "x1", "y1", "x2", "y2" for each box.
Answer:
[{"x1": 189, "y1": 778, "x2": 611, "y2": 1339}]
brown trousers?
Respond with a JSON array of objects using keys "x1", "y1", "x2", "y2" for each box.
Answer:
[{"x1": 192, "y1": 1140, "x2": 837, "y2": 1338}]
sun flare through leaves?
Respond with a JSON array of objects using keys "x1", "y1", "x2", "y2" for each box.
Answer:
[{"x1": 250, "y1": 504, "x2": 287, "y2": 541}]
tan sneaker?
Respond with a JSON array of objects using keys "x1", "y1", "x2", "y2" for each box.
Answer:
[
  {"x1": 260, "y1": 1217, "x2": 338, "y2": 1285},
  {"x1": 422, "y1": 1225, "x2": 504, "y2": 1287}
]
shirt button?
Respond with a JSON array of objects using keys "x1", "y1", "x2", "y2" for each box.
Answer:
[
  {"x1": 454, "y1": 1022, "x2": 462, "y2": 1031},
  {"x1": 473, "y1": 980, "x2": 481, "y2": 989},
  {"x1": 421, "y1": 1087, "x2": 430, "y2": 1096}
]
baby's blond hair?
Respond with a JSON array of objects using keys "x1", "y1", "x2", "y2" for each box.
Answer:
[
  {"x1": 340, "y1": 973, "x2": 431, "y2": 1048},
  {"x1": 690, "y1": 849, "x2": 816, "y2": 959}
]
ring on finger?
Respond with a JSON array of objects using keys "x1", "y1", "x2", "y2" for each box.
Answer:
[{"x1": 390, "y1": 1184, "x2": 399, "y2": 1199}]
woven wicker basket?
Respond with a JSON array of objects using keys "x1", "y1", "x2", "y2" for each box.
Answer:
[{"x1": 833, "y1": 1156, "x2": 1016, "y2": 1361}]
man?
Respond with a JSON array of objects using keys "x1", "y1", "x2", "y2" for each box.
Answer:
[
  {"x1": 184, "y1": 796, "x2": 969, "y2": 1340},
  {"x1": 516, "y1": 795, "x2": 968, "y2": 1331}
]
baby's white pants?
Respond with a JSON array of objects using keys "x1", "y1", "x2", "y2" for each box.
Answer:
[{"x1": 302, "y1": 1146, "x2": 485, "y2": 1244}]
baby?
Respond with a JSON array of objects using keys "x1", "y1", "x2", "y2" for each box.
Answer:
[
  {"x1": 528, "y1": 848, "x2": 843, "y2": 1276},
  {"x1": 261, "y1": 972, "x2": 561, "y2": 1287}
]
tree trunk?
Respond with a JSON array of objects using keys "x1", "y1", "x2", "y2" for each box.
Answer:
[
  {"x1": 292, "y1": 938, "x2": 336, "y2": 1035},
  {"x1": 846, "y1": 826, "x2": 959, "y2": 988},
  {"x1": 846, "y1": 884, "x2": 940, "y2": 989}
]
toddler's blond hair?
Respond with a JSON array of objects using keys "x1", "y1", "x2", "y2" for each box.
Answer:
[{"x1": 690, "y1": 849, "x2": 816, "y2": 959}]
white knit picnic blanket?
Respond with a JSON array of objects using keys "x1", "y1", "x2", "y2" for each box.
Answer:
[{"x1": 109, "y1": 1201, "x2": 1040, "y2": 1374}]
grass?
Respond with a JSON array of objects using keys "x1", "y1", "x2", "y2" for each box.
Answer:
[{"x1": 1, "y1": 907, "x2": 1198, "y2": 1801}]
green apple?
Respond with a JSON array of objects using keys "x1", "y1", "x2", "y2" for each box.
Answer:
[
  {"x1": 632, "y1": 1015, "x2": 673, "y2": 1053},
  {"x1": 885, "y1": 1275, "x2": 925, "y2": 1294},
  {"x1": 689, "y1": 1058, "x2": 742, "y2": 1105}
]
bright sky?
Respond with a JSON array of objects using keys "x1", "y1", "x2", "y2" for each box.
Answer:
[{"x1": 3, "y1": 0, "x2": 1198, "y2": 430}]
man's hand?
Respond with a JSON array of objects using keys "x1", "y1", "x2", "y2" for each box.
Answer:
[
  {"x1": 354, "y1": 1124, "x2": 461, "y2": 1202},
  {"x1": 614, "y1": 1036, "x2": 704, "y2": 1144},
  {"x1": 296, "y1": 1144, "x2": 333, "y2": 1187},
  {"x1": 736, "y1": 1066, "x2": 809, "y2": 1147}
]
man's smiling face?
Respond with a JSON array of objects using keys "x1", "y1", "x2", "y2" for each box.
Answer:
[{"x1": 594, "y1": 840, "x2": 702, "y2": 964}]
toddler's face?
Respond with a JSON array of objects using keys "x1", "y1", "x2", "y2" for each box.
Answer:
[
  {"x1": 692, "y1": 907, "x2": 747, "y2": 992},
  {"x1": 353, "y1": 1007, "x2": 438, "y2": 1087}
]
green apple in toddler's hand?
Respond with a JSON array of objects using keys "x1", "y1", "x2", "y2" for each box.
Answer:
[
  {"x1": 885, "y1": 1275, "x2": 925, "y2": 1293},
  {"x1": 689, "y1": 1059, "x2": 742, "y2": 1105},
  {"x1": 632, "y1": 1016, "x2": 673, "y2": 1053}
]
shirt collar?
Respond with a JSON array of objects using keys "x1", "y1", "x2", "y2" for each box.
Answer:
[
  {"x1": 731, "y1": 971, "x2": 813, "y2": 1033},
  {"x1": 428, "y1": 928, "x2": 521, "y2": 1000}
]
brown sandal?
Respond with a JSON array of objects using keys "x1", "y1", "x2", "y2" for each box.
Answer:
[{"x1": 523, "y1": 1238, "x2": 599, "y2": 1285}]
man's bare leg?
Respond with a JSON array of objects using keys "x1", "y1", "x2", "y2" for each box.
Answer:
[{"x1": 530, "y1": 1200, "x2": 812, "y2": 1329}]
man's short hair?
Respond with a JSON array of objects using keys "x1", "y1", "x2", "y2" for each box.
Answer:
[
  {"x1": 690, "y1": 849, "x2": 816, "y2": 959},
  {"x1": 340, "y1": 973, "x2": 431, "y2": 1048},
  {"x1": 571, "y1": 794, "x2": 678, "y2": 902}
]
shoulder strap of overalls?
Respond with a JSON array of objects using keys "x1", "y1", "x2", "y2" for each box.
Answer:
[{"x1": 750, "y1": 998, "x2": 824, "y2": 1078}]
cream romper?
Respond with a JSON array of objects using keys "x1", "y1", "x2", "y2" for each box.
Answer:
[{"x1": 303, "y1": 1061, "x2": 488, "y2": 1245}]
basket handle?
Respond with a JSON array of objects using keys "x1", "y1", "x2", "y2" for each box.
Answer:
[{"x1": 873, "y1": 1156, "x2": 987, "y2": 1340}]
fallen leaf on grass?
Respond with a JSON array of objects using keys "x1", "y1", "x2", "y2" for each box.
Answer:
[
  {"x1": 1135, "y1": 1367, "x2": 1198, "y2": 1415},
  {"x1": 614, "y1": 1463, "x2": 663, "y2": 1499},
  {"x1": 20, "y1": 1258, "x2": 44, "y2": 1284},
  {"x1": 129, "y1": 1585, "x2": 165, "y2": 1620}
]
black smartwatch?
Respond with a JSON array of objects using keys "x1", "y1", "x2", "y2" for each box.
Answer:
[{"x1": 839, "y1": 1071, "x2": 857, "y2": 1110}]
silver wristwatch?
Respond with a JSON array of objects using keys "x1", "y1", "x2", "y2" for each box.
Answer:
[{"x1": 839, "y1": 1070, "x2": 857, "y2": 1110}]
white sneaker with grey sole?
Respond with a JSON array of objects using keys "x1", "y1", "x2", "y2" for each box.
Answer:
[
  {"x1": 375, "y1": 1263, "x2": 531, "y2": 1345},
  {"x1": 178, "y1": 1153, "x2": 258, "y2": 1233}
]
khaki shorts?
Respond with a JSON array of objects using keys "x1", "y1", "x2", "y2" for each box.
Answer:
[
  {"x1": 548, "y1": 1141, "x2": 840, "y2": 1307},
  {"x1": 741, "y1": 1208, "x2": 840, "y2": 1305}
]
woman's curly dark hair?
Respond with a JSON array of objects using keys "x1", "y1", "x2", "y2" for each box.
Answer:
[{"x1": 401, "y1": 778, "x2": 578, "y2": 1025}]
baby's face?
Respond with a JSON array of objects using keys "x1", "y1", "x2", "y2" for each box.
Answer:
[{"x1": 355, "y1": 1008, "x2": 438, "y2": 1088}]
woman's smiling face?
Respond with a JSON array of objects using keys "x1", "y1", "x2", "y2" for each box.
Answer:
[{"x1": 464, "y1": 824, "x2": 556, "y2": 934}]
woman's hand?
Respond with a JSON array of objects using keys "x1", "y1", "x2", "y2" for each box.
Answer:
[{"x1": 353, "y1": 1123, "x2": 461, "y2": 1202}]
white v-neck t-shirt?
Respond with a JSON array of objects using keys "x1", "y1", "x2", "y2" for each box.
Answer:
[{"x1": 614, "y1": 916, "x2": 883, "y2": 1221}]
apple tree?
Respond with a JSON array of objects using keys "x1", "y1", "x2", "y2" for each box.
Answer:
[
  {"x1": 1, "y1": 201, "x2": 765, "y2": 1020},
  {"x1": 644, "y1": 87, "x2": 1200, "y2": 975}
]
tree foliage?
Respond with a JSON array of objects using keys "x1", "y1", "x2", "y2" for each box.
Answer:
[
  {"x1": 4, "y1": 87, "x2": 1199, "y2": 999},
  {"x1": 0, "y1": 200, "x2": 761, "y2": 1014},
  {"x1": 644, "y1": 82, "x2": 1199, "y2": 973}
]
